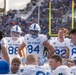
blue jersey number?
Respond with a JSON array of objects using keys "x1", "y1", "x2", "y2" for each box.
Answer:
[
  {"x1": 55, "y1": 49, "x2": 66, "y2": 58},
  {"x1": 36, "y1": 71, "x2": 50, "y2": 75},
  {"x1": 72, "y1": 48, "x2": 76, "y2": 55},
  {"x1": 8, "y1": 46, "x2": 18, "y2": 55},
  {"x1": 58, "y1": 73, "x2": 63, "y2": 75},
  {"x1": 27, "y1": 45, "x2": 39, "y2": 53}
]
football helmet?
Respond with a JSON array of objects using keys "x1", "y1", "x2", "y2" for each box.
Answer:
[
  {"x1": 29, "y1": 23, "x2": 41, "y2": 38},
  {"x1": 0, "y1": 60, "x2": 10, "y2": 74},
  {"x1": 11, "y1": 25, "x2": 22, "y2": 37}
]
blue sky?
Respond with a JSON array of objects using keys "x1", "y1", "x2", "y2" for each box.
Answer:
[{"x1": 0, "y1": 0, "x2": 31, "y2": 10}]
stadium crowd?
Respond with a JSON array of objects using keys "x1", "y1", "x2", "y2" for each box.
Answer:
[
  {"x1": 0, "y1": 0, "x2": 76, "y2": 36},
  {"x1": 0, "y1": 0, "x2": 76, "y2": 74}
]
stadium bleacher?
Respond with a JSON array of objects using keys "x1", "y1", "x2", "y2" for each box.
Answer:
[{"x1": 0, "y1": 0, "x2": 76, "y2": 37}]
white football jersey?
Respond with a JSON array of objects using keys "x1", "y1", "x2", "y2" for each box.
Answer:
[
  {"x1": 0, "y1": 38, "x2": 7, "y2": 59},
  {"x1": 8, "y1": 66, "x2": 24, "y2": 75},
  {"x1": 9, "y1": 70, "x2": 20, "y2": 74},
  {"x1": 50, "y1": 38, "x2": 69, "y2": 59},
  {"x1": 9, "y1": 69, "x2": 21, "y2": 74},
  {"x1": 66, "y1": 41, "x2": 76, "y2": 59},
  {"x1": 23, "y1": 34, "x2": 47, "y2": 66},
  {"x1": 70, "y1": 66, "x2": 76, "y2": 75},
  {"x1": 52, "y1": 65, "x2": 72, "y2": 75},
  {"x1": 22, "y1": 65, "x2": 51, "y2": 75},
  {"x1": 5, "y1": 37, "x2": 24, "y2": 63}
]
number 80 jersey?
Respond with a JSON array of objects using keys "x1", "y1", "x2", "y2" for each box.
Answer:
[{"x1": 23, "y1": 34, "x2": 47, "y2": 65}]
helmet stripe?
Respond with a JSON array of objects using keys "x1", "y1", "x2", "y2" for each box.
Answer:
[
  {"x1": 16, "y1": 25, "x2": 18, "y2": 31},
  {"x1": 34, "y1": 23, "x2": 36, "y2": 30}
]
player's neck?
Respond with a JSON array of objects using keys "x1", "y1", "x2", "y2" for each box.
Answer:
[
  {"x1": 58, "y1": 37, "x2": 64, "y2": 42},
  {"x1": 26, "y1": 62, "x2": 38, "y2": 65},
  {"x1": 12, "y1": 37, "x2": 18, "y2": 41}
]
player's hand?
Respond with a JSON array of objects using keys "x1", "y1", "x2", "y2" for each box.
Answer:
[{"x1": 20, "y1": 57, "x2": 26, "y2": 65}]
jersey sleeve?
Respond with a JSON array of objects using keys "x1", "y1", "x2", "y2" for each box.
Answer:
[
  {"x1": 41, "y1": 35, "x2": 48, "y2": 43},
  {"x1": 23, "y1": 34, "x2": 29, "y2": 44},
  {"x1": 52, "y1": 66, "x2": 73, "y2": 75}
]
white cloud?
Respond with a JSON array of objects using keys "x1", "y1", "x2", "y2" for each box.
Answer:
[
  {"x1": 9, "y1": 0, "x2": 31, "y2": 10},
  {"x1": 0, "y1": 0, "x2": 31, "y2": 10}
]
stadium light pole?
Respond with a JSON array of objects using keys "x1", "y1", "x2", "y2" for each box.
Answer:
[
  {"x1": 4, "y1": 0, "x2": 6, "y2": 14},
  {"x1": 38, "y1": 0, "x2": 40, "y2": 25}
]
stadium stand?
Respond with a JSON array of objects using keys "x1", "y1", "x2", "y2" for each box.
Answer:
[{"x1": 0, "y1": 0, "x2": 76, "y2": 37}]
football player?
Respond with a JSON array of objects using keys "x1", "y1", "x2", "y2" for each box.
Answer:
[
  {"x1": 0, "y1": 30, "x2": 9, "y2": 63},
  {"x1": 70, "y1": 54, "x2": 76, "y2": 75},
  {"x1": 50, "y1": 28, "x2": 70, "y2": 59},
  {"x1": 22, "y1": 54, "x2": 51, "y2": 75},
  {"x1": 6, "y1": 25, "x2": 26, "y2": 65},
  {"x1": 49, "y1": 54, "x2": 72, "y2": 75},
  {"x1": 18, "y1": 23, "x2": 55, "y2": 66},
  {"x1": 66, "y1": 28, "x2": 76, "y2": 59}
]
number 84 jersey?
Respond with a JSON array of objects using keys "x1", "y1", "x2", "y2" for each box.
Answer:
[{"x1": 23, "y1": 34, "x2": 47, "y2": 65}]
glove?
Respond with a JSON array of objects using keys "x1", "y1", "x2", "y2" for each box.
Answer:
[{"x1": 20, "y1": 57, "x2": 26, "y2": 65}]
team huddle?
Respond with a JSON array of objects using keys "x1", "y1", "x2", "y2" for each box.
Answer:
[{"x1": 0, "y1": 23, "x2": 76, "y2": 75}]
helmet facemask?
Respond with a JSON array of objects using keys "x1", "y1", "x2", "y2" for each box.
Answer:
[
  {"x1": 29, "y1": 23, "x2": 41, "y2": 38},
  {"x1": 30, "y1": 30, "x2": 39, "y2": 38},
  {"x1": 11, "y1": 31, "x2": 20, "y2": 37},
  {"x1": 11, "y1": 25, "x2": 22, "y2": 39}
]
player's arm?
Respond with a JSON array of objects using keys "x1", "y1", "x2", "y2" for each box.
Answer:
[
  {"x1": 21, "y1": 48, "x2": 26, "y2": 58},
  {"x1": 18, "y1": 42, "x2": 26, "y2": 57},
  {"x1": 2, "y1": 45, "x2": 10, "y2": 63},
  {"x1": 43, "y1": 41, "x2": 55, "y2": 59},
  {"x1": 65, "y1": 46, "x2": 69, "y2": 59}
]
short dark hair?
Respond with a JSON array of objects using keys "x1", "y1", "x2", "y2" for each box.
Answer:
[
  {"x1": 69, "y1": 29, "x2": 76, "y2": 35},
  {"x1": 50, "y1": 54, "x2": 62, "y2": 63},
  {"x1": 0, "y1": 30, "x2": 4, "y2": 40},
  {"x1": 11, "y1": 58, "x2": 21, "y2": 64}
]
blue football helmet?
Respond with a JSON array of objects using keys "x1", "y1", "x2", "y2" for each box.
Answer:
[
  {"x1": 29, "y1": 23, "x2": 41, "y2": 38},
  {"x1": 11, "y1": 25, "x2": 22, "y2": 37},
  {"x1": 0, "y1": 60, "x2": 10, "y2": 74}
]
